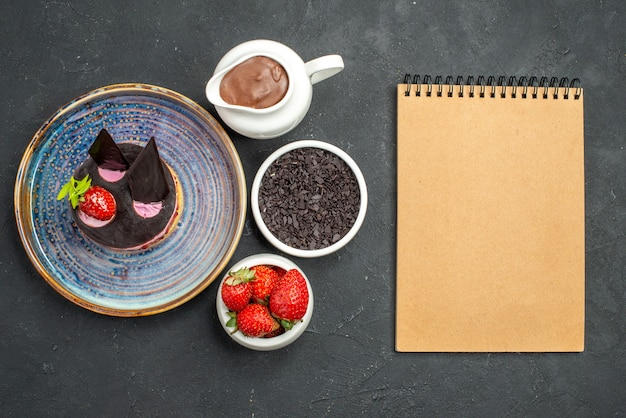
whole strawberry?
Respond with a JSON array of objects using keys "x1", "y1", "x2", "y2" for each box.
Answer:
[
  {"x1": 251, "y1": 265, "x2": 280, "y2": 304},
  {"x1": 269, "y1": 269, "x2": 309, "y2": 330},
  {"x1": 235, "y1": 303, "x2": 279, "y2": 337},
  {"x1": 79, "y1": 186, "x2": 117, "y2": 221},
  {"x1": 220, "y1": 267, "x2": 255, "y2": 312},
  {"x1": 57, "y1": 175, "x2": 116, "y2": 222}
]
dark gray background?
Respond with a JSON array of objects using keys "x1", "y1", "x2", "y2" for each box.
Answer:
[{"x1": 2, "y1": 1, "x2": 625, "y2": 416}]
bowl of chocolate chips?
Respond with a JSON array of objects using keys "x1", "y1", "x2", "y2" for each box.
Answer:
[{"x1": 251, "y1": 140, "x2": 367, "y2": 258}]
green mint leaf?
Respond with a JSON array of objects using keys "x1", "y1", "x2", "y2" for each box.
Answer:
[
  {"x1": 57, "y1": 175, "x2": 92, "y2": 209},
  {"x1": 56, "y1": 182, "x2": 71, "y2": 201},
  {"x1": 70, "y1": 194, "x2": 80, "y2": 209},
  {"x1": 76, "y1": 175, "x2": 91, "y2": 194}
]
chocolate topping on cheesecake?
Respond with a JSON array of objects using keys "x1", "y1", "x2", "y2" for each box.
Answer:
[
  {"x1": 127, "y1": 137, "x2": 170, "y2": 203},
  {"x1": 68, "y1": 130, "x2": 179, "y2": 250},
  {"x1": 88, "y1": 129, "x2": 130, "y2": 171}
]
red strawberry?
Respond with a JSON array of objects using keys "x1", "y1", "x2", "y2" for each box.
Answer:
[
  {"x1": 273, "y1": 267, "x2": 287, "y2": 277},
  {"x1": 79, "y1": 186, "x2": 117, "y2": 221},
  {"x1": 57, "y1": 175, "x2": 117, "y2": 222},
  {"x1": 269, "y1": 269, "x2": 309, "y2": 330},
  {"x1": 251, "y1": 265, "x2": 280, "y2": 304},
  {"x1": 220, "y1": 267, "x2": 254, "y2": 312},
  {"x1": 235, "y1": 303, "x2": 279, "y2": 337}
]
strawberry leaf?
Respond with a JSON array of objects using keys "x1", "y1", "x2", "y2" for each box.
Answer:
[
  {"x1": 225, "y1": 266, "x2": 255, "y2": 286},
  {"x1": 226, "y1": 311, "x2": 238, "y2": 332},
  {"x1": 280, "y1": 319, "x2": 295, "y2": 330}
]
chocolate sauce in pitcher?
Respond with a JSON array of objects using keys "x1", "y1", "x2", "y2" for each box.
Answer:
[{"x1": 219, "y1": 56, "x2": 289, "y2": 109}]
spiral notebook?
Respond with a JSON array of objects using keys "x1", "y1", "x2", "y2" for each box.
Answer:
[{"x1": 396, "y1": 75, "x2": 585, "y2": 352}]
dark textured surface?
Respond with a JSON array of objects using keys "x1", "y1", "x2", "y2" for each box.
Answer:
[{"x1": 1, "y1": 1, "x2": 624, "y2": 416}]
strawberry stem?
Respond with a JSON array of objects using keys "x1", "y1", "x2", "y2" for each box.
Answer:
[
  {"x1": 224, "y1": 266, "x2": 255, "y2": 286},
  {"x1": 280, "y1": 319, "x2": 296, "y2": 330}
]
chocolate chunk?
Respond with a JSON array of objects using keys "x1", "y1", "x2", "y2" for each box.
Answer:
[
  {"x1": 88, "y1": 128, "x2": 129, "y2": 171},
  {"x1": 126, "y1": 137, "x2": 170, "y2": 203}
]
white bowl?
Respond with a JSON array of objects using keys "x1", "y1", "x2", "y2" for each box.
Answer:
[
  {"x1": 215, "y1": 253, "x2": 314, "y2": 351},
  {"x1": 251, "y1": 140, "x2": 368, "y2": 258}
]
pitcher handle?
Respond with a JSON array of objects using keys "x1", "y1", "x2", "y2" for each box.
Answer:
[{"x1": 304, "y1": 55, "x2": 344, "y2": 85}]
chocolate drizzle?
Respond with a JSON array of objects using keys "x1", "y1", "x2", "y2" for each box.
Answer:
[
  {"x1": 126, "y1": 137, "x2": 170, "y2": 203},
  {"x1": 88, "y1": 129, "x2": 129, "y2": 171}
]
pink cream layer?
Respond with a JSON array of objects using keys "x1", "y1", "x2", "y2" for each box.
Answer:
[
  {"x1": 133, "y1": 201, "x2": 163, "y2": 219},
  {"x1": 78, "y1": 210, "x2": 114, "y2": 228},
  {"x1": 98, "y1": 168, "x2": 126, "y2": 182}
]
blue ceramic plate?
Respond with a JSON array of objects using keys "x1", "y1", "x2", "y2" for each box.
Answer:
[{"x1": 14, "y1": 84, "x2": 246, "y2": 316}]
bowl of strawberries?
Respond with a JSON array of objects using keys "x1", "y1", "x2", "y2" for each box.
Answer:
[{"x1": 216, "y1": 253, "x2": 314, "y2": 351}]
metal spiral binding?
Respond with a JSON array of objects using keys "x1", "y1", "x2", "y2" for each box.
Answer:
[{"x1": 403, "y1": 74, "x2": 581, "y2": 99}]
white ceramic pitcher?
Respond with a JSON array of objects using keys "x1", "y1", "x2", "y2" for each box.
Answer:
[{"x1": 206, "y1": 39, "x2": 344, "y2": 139}]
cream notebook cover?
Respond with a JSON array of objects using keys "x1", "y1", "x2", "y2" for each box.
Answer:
[{"x1": 396, "y1": 76, "x2": 585, "y2": 352}]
